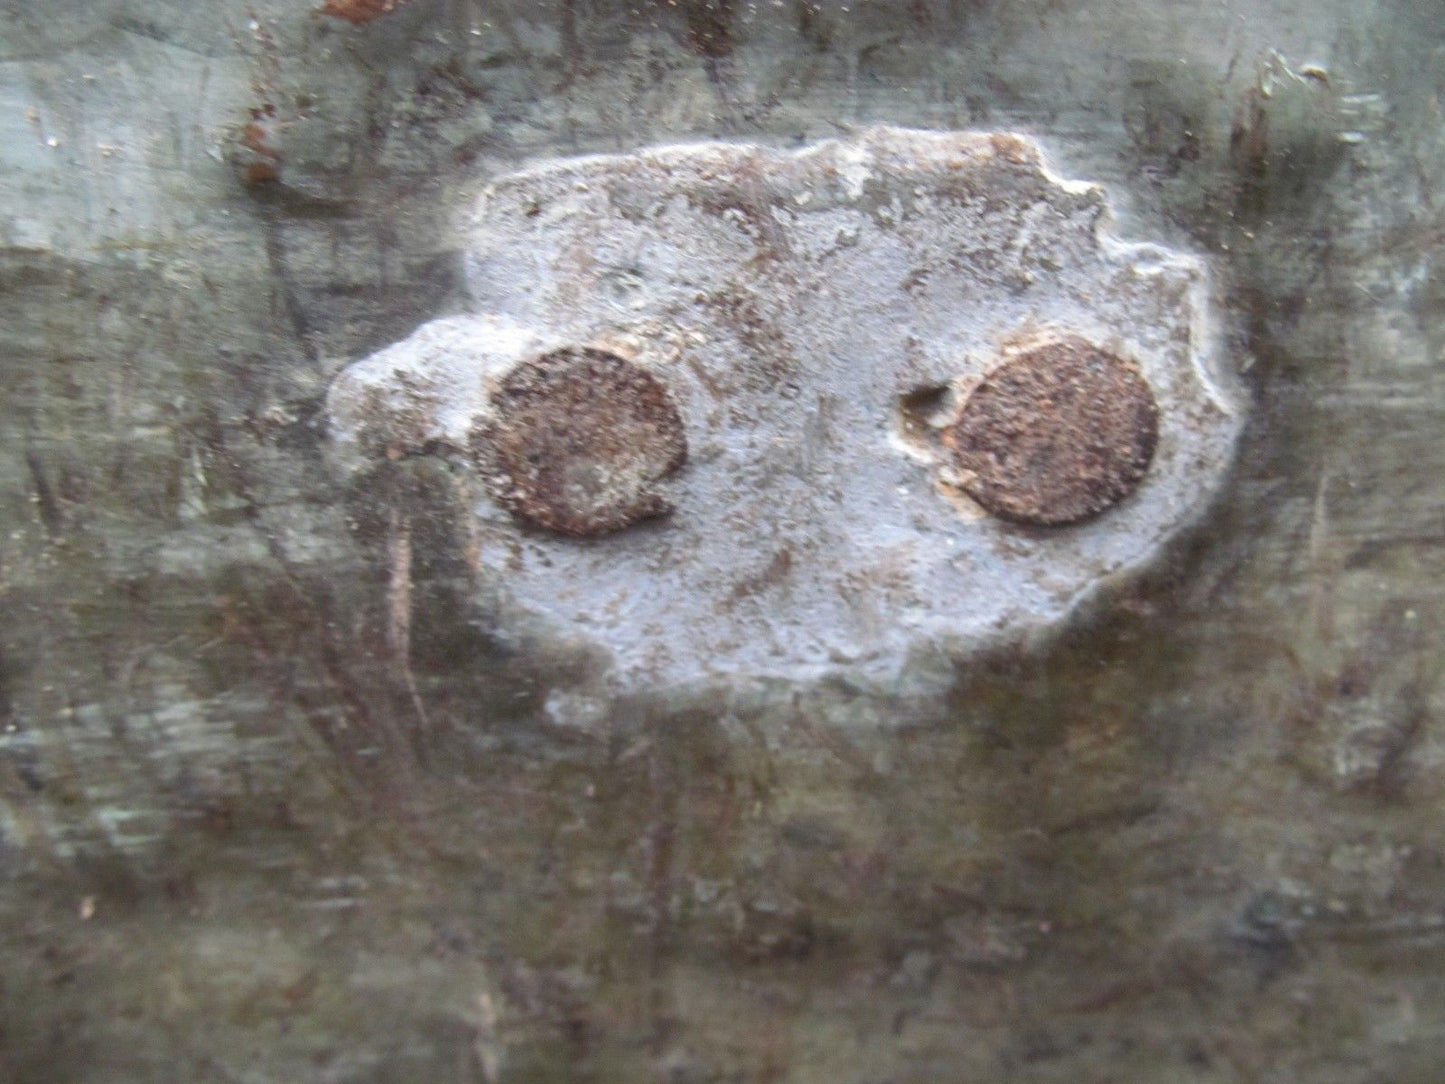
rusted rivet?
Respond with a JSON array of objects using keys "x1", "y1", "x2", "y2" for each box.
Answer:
[
  {"x1": 472, "y1": 347, "x2": 687, "y2": 537},
  {"x1": 945, "y1": 337, "x2": 1159, "y2": 526}
]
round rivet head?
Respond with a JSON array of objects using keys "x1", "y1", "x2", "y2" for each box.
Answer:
[
  {"x1": 473, "y1": 347, "x2": 687, "y2": 537},
  {"x1": 945, "y1": 337, "x2": 1159, "y2": 526}
]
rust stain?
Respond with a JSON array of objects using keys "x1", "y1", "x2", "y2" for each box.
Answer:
[
  {"x1": 720, "y1": 548, "x2": 794, "y2": 611},
  {"x1": 318, "y1": 0, "x2": 408, "y2": 26},
  {"x1": 238, "y1": 105, "x2": 282, "y2": 186}
]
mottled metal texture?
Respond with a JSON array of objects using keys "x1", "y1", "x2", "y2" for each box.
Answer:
[
  {"x1": 327, "y1": 128, "x2": 1236, "y2": 694},
  {"x1": 1, "y1": 1, "x2": 1443, "y2": 1082}
]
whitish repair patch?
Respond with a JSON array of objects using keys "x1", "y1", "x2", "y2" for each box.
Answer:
[{"x1": 327, "y1": 127, "x2": 1240, "y2": 693}]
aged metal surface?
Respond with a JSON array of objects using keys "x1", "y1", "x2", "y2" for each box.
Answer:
[
  {"x1": 327, "y1": 129, "x2": 1235, "y2": 694},
  {"x1": 1, "y1": 1, "x2": 1443, "y2": 1082}
]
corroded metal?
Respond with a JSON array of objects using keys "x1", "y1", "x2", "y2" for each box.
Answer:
[
  {"x1": 946, "y1": 337, "x2": 1159, "y2": 526},
  {"x1": 326, "y1": 127, "x2": 1240, "y2": 692},
  {"x1": 472, "y1": 347, "x2": 687, "y2": 537}
]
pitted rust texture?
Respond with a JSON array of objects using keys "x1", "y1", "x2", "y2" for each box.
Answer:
[
  {"x1": 472, "y1": 348, "x2": 687, "y2": 537},
  {"x1": 946, "y1": 338, "x2": 1160, "y2": 526}
]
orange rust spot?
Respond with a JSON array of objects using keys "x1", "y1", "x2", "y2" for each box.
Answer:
[
  {"x1": 318, "y1": 0, "x2": 407, "y2": 25},
  {"x1": 239, "y1": 106, "x2": 282, "y2": 186}
]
